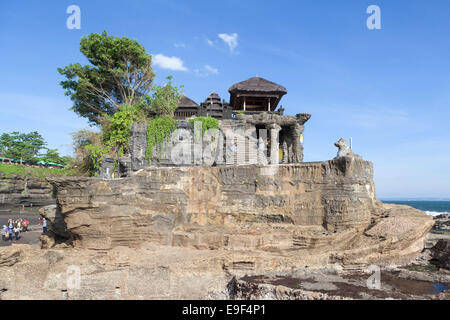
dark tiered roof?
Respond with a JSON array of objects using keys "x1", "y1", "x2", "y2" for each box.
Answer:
[
  {"x1": 178, "y1": 95, "x2": 199, "y2": 108},
  {"x1": 203, "y1": 92, "x2": 221, "y2": 107},
  {"x1": 229, "y1": 76, "x2": 287, "y2": 94},
  {"x1": 201, "y1": 92, "x2": 228, "y2": 119},
  {"x1": 174, "y1": 95, "x2": 199, "y2": 119}
]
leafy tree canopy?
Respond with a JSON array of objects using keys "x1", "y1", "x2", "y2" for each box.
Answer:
[
  {"x1": 58, "y1": 31, "x2": 155, "y2": 124},
  {"x1": 0, "y1": 131, "x2": 46, "y2": 162},
  {"x1": 39, "y1": 148, "x2": 71, "y2": 165},
  {"x1": 148, "y1": 76, "x2": 183, "y2": 117}
]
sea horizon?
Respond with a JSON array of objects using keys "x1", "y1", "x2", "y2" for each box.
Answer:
[{"x1": 381, "y1": 199, "x2": 450, "y2": 216}]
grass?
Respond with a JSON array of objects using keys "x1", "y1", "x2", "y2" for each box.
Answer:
[
  {"x1": 401, "y1": 264, "x2": 439, "y2": 272},
  {"x1": 430, "y1": 229, "x2": 450, "y2": 235},
  {"x1": 0, "y1": 163, "x2": 83, "y2": 180}
]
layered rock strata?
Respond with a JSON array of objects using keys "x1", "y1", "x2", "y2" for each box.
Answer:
[
  {"x1": 0, "y1": 173, "x2": 54, "y2": 208},
  {"x1": 48, "y1": 157, "x2": 433, "y2": 268}
]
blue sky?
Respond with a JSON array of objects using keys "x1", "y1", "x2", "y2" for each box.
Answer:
[{"x1": 0, "y1": 0, "x2": 449, "y2": 198}]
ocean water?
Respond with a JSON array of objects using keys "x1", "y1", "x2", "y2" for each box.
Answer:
[{"x1": 381, "y1": 200, "x2": 450, "y2": 216}]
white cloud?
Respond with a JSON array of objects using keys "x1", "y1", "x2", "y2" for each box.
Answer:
[
  {"x1": 194, "y1": 65, "x2": 219, "y2": 77},
  {"x1": 206, "y1": 39, "x2": 215, "y2": 47},
  {"x1": 153, "y1": 54, "x2": 188, "y2": 71},
  {"x1": 205, "y1": 65, "x2": 218, "y2": 74},
  {"x1": 174, "y1": 42, "x2": 186, "y2": 48},
  {"x1": 218, "y1": 33, "x2": 238, "y2": 53}
]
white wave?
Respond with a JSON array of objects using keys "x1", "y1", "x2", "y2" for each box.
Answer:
[{"x1": 425, "y1": 211, "x2": 450, "y2": 217}]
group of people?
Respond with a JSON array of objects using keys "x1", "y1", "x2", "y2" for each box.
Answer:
[{"x1": 1, "y1": 218, "x2": 30, "y2": 241}]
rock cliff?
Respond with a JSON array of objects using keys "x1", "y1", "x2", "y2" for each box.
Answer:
[
  {"x1": 0, "y1": 157, "x2": 438, "y2": 300},
  {"x1": 48, "y1": 157, "x2": 433, "y2": 267},
  {"x1": 0, "y1": 173, "x2": 54, "y2": 208}
]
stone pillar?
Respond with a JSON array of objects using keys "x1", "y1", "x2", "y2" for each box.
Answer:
[
  {"x1": 246, "y1": 126, "x2": 258, "y2": 165},
  {"x1": 235, "y1": 127, "x2": 245, "y2": 165},
  {"x1": 268, "y1": 123, "x2": 281, "y2": 165},
  {"x1": 130, "y1": 122, "x2": 149, "y2": 171},
  {"x1": 257, "y1": 138, "x2": 268, "y2": 165},
  {"x1": 282, "y1": 141, "x2": 288, "y2": 164},
  {"x1": 291, "y1": 123, "x2": 305, "y2": 163}
]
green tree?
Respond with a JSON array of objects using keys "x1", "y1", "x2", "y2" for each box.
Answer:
[
  {"x1": 71, "y1": 129, "x2": 104, "y2": 175},
  {"x1": 0, "y1": 131, "x2": 46, "y2": 163},
  {"x1": 148, "y1": 76, "x2": 183, "y2": 116},
  {"x1": 58, "y1": 31, "x2": 155, "y2": 124},
  {"x1": 39, "y1": 148, "x2": 70, "y2": 165},
  {"x1": 102, "y1": 104, "x2": 143, "y2": 157}
]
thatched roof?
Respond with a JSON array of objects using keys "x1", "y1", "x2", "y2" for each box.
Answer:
[
  {"x1": 229, "y1": 76, "x2": 287, "y2": 94},
  {"x1": 178, "y1": 95, "x2": 199, "y2": 107}
]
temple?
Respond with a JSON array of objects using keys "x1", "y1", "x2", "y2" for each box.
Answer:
[
  {"x1": 102, "y1": 76, "x2": 311, "y2": 177},
  {"x1": 173, "y1": 76, "x2": 287, "y2": 120},
  {"x1": 229, "y1": 76, "x2": 287, "y2": 113}
]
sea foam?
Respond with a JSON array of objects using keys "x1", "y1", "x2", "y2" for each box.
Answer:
[{"x1": 425, "y1": 211, "x2": 450, "y2": 217}]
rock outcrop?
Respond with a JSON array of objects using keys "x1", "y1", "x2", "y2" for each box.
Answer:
[
  {"x1": 430, "y1": 240, "x2": 450, "y2": 270},
  {"x1": 48, "y1": 157, "x2": 433, "y2": 268},
  {"x1": 0, "y1": 156, "x2": 436, "y2": 300},
  {"x1": 39, "y1": 205, "x2": 70, "y2": 240},
  {"x1": 434, "y1": 214, "x2": 450, "y2": 231},
  {"x1": 0, "y1": 173, "x2": 54, "y2": 208},
  {"x1": 50, "y1": 158, "x2": 378, "y2": 250}
]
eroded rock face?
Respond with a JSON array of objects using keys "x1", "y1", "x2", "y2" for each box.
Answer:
[
  {"x1": 434, "y1": 214, "x2": 450, "y2": 231},
  {"x1": 50, "y1": 158, "x2": 379, "y2": 251},
  {"x1": 39, "y1": 205, "x2": 70, "y2": 240},
  {"x1": 430, "y1": 240, "x2": 450, "y2": 270},
  {"x1": 0, "y1": 159, "x2": 438, "y2": 300},
  {"x1": 47, "y1": 158, "x2": 434, "y2": 269},
  {"x1": 0, "y1": 173, "x2": 54, "y2": 207}
]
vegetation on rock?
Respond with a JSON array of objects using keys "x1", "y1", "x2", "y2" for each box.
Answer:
[
  {"x1": 146, "y1": 116, "x2": 177, "y2": 160},
  {"x1": 60, "y1": 31, "x2": 184, "y2": 175},
  {"x1": 147, "y1": 76, "x2": 183, "y2": 117},
  {"x1": 188, "y1": 116, "x2": 219, "y2": 135}
]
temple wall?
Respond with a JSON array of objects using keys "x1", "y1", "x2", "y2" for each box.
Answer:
[{"x1": 115, "y1": 113, "x2": 309, "y2": 174}]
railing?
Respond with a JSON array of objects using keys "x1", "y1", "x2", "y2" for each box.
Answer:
[{"x1": 231, "y1": 110, "x2": 284, "y2": 117}]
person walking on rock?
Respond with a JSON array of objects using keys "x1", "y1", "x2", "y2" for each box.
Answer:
[
  {"x1": 1, "y1": 225, "x2": 7, "y2": 241},
  {"x1": 14, "y1": 224, "x2": 20, "y2": 241},
  {"x1": 42, "y1": 217, "x2": 47, "y2": 234},
  {"x1": 7, "y1": 220, "x2": 14, "y2": 241}
]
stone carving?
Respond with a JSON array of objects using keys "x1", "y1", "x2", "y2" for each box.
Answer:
[{"x1": 334, "y1": 138, "x2": 361, "y2": 159}]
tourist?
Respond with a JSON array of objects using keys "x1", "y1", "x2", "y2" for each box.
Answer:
[
  {"x1": 7, "y1": 220, "x2": 14, "y2": 241},
  {"x1": 1, "y1": 225, "x2": 7, "y2": 241},
  {"x1": 22, "y1": 218, "x2": 29, "y2": 232},
  {"x1": 42, "y1": 217, "x2": 47, "y2": 234},
  {"x1": 14, "y1": 224, "x2": 20, "y2": 240}
]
